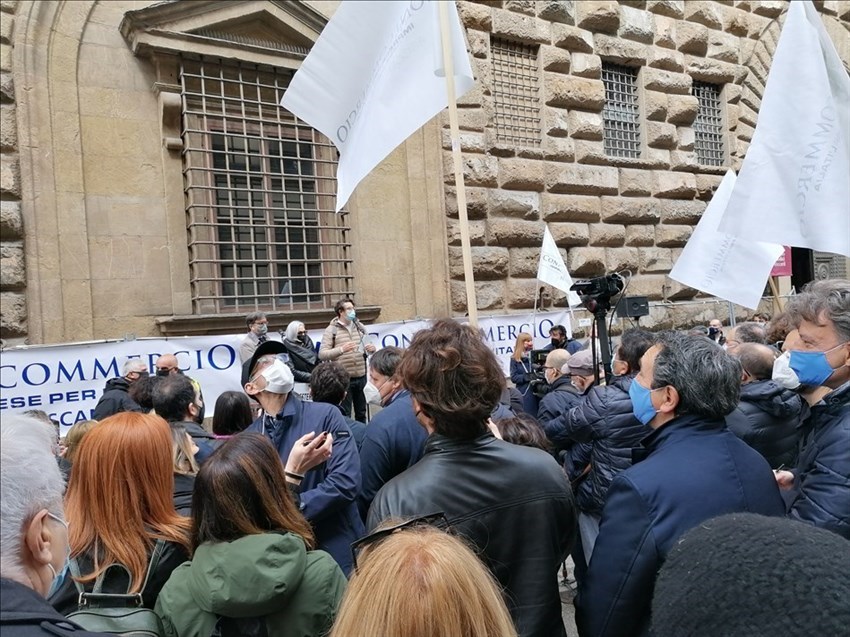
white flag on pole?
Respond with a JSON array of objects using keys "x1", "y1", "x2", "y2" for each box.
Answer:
[
  {"x1": 281, "y1": 1, "x2": 475, "y2": 212},
  {"x1": 537, "y1": 225, "x2": 582, "y2": 307},
  {"x1": 718, "y1": 0, "x2": 850, "y2": 257},
  {"x1": 670, "y1": 170, "x2": 784, "y2": 310}
]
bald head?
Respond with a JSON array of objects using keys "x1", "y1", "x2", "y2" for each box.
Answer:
[
  {"x1": 155, "y1": 354, "x2": 180, "y2": 376},
  {"x1": 545, "y1": 349, "x2": 571, "y2": 375},
  {"x1": 735, "y1": 343, "x2": 777, "y2": 382}
]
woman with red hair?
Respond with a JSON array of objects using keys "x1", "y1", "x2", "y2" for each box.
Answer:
[{"x1": 50, "y1": 412, "x2": 191, "y2": 614}]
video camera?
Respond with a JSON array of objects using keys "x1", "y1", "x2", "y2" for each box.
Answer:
[
  {"x1": 528, "y1": 348, "x2": 552, "y2": 399},
  {"x1": 570, "y1": 273, "x2": 624, "y2": 309}
]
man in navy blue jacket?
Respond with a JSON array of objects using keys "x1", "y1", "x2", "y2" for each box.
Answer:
[
  {"x1": 576, "y1": 331, "x2": 785, "y2": 637},
  {"x1": 243, "y1": 341, "x2": 364, "y2": 576}
]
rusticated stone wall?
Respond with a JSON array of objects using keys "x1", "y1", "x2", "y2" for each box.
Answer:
[{"x1": 443, "y1": 0, "x2": 850, "y2": 321}]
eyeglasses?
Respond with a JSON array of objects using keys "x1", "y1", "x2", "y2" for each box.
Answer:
[
  {"x1": 156, "y1": 366, "x2": 178, "y2": 373},
  {"x1": 350, "y1": 512, "x2": 448, "y2": 570}
]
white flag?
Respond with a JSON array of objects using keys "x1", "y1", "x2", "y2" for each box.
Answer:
[
  {"x1": 718, "y1": 0, "x2": 850, "y2": 257},
  {"x1": 537, "y1": 225, "x2": 582, "y2": 306},
  {"x1": 670, "y1": 170, "x2": 784, "y2": 310},
  {"x1": 281, "y1": 1, "x2": 475, "y2": 211}
]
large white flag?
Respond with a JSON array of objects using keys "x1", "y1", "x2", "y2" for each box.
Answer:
[
  {"x1": 718, "y1": 0, "x2": 850, "y2": 257},
  {"x1": 537, "y1": 225, "x2": 582, "y2": 306},
  {"x1": 281, "y1": 1, "x2": 475, "y2": 211},
  {"x1": 670, "y1": 170, "x2": 784, "y2": 310}
]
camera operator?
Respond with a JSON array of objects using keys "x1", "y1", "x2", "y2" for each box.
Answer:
[
  {"x1": 545, "y1": 325, "x2": 583, "y2": 355},
  {"x1": 537, "y1": 350, "x2": 582, "y2": 425}
]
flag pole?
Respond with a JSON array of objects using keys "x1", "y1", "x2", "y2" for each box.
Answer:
[
  {"x1": 438, "y1": 1, "x2": 478, "y2": 328},
  {"x1": 532, "y1": 283, "x2": 540, "y2": 344}
]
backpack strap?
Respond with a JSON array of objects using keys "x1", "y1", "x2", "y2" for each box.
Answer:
[{"x1": 72, "y1": 539, "x2": 166, "y2": 609}]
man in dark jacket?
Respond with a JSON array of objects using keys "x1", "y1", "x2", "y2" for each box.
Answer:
[
  {"x1": 726, "y1": 343, "x2": 805, "y2": 468},
  {"x1": 369, "y1": 320, "x2": 576, "y2": 637},
  {"x1": 545, "y1": 324, "x2": 584, "y2": 354},
  {"x1": 537, "y1": 348, "x2": 582, "y2": 426},
  {"x1": 576, "y1": 332, "x2": 785, "y2": 637},
  {"x1": 91, "y1": 359, "x2": 147, "y2": 421},
  {"x1": 152, "y1": 375, "x2": 216, "y2": 463},
  {"x1": 775, "y1": 279, "x2": 850, "y2": 540}
]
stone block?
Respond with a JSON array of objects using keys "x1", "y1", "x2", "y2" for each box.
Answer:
[
  {"x1": 643, "y1": 67, "x2": 692, "y2": 94},
  {"x1": 0, "y1": 241, "x2": 24, "y2": 288},
  {"x1": 0, "y1": 104, "x2": 15, "y2": 150},
  {"x1": 0, "y1": 291, "x2": 26, "y2": 337},
  {"x1": 625, "y1": 224, "x2": 655, "y2": 246},
  {"x1": 675, "y1": 21, "x2": 708, "y2": 56},
  {"x1": 707, "y1": 30, "x2": 739, "y2": 64},
  {"x1": 645, "y1": 148, "x2": 672, "y2": 169},
  {"x1": 492, "y1": 8, "x2": 550, "y2": 43},
  {"x1": 543, "y1": 105, "x2": 570, "y2": 137},
  {"x1": 458, "y1": 108, "x2": 487, "y2": 131},
  {"x1": 0, "y1": 43, "x2": 10, "y2": 73},
  {"x1": 510, "y1": 247, "x2": 545, "y2": 277},
  {"x1": 449, "y1": 246, "x2": 510, "y2": 280},
  {"x1": 646, "y1": 1, "x2": 684, "y2": 19},
  {"x1": 619, "y1": 273, "x2": 667, "y2": 300},
  {"x1": 567, "y1": 247, "x2": 606, "y2": 275},
  {"x1": 575, "y1": 1, "x2": 619, "y2": 33},
  {"x1": 550, "y1": 221, "x2": 590, "y2": 246},
  {"x1": 542, "y1": 136, "x2": 575, "y2": 162},
  {"x1": 0, "y1": 199, "x2": 21, "y2": 238},
  {"x1": 444, "y1": 152, "x2": 498, "y2": 187},
  {"x1": 646, "y1": 121, "x2": 677, "y2": 149},
  {"x1": 655, "y1": 224, "x2": 692, "y2": 247},
  {"x1": 618, "y1": 5, "x2": 655, "y2": 43},
  {"x1": 0, "y1": 155, "x2": 19, "y2": 197},
  {"x1": 606, "y1": 247, "x2": 641, "y2": 271},
  {"x1": 441, "y1": 129, "x2": 485, "y2": 153},
  {"x1": 571, "y1": 52, "x2": 602, "y2": 78},
  {"x1": 506, "y1": 277, "x2": 540, "y2": 309},
  {"x1": 544, "y1": 73, "x2": 605, "y2": 110},
  {"x1": 538, "y1": 0, "x2": 574, "y2": 24},
  {"x1": 568, "y1": 110, "x2": 603, "y2": 140},
  {"x1": 667, "y1": 94, "x2": 699, "y2": 126},
  {"x1": 488, "y1": 189, "x2": 540, "y2": 219},
  {"x1": 498, "y1": 158, "x2": 547, "y2": 191},
  {"x1": 683, "y1": 1, "x2": 722, "y2": 29},
  {"x1": 677, "y1": 126, "x2": 695, "y2": 151},
  {"x1": 488, "y1": 218, "x2": 545, "y2": 246},
  {"x1": 573, "y1": 140, "x2": 608, "y2": 165},
  {"x1": 445, "y1": 186, "x2": 489, "y2": 219},
  {"x1": 751, "y1": 1, "x2": 785, "y2": 18},
  {"x1": 593, "y1": 34, "x2": 646, "y2": 65},
  {"x1": 589, "y1": 223, "x2": 625, "y2": 246},
  {"x1": 640, "y1": 247, "x2": 674, "y2": 273},
  {"x1": 504, "y1": 0, "x2": 536, "y2": 15},
  {"x1": 467, "y1": 29, "x2": 489, "y2": 58},
  {"x1": 600, "y1": 197, "x2": 662, "y2": 223},
  {"x1": 619, "y1": 168, "x2": 652, "y2": 196},
  {"x1": 644, "y1": 90, "x2": 668, "y2": 122},
  {"x1": 552, "y1": 24, "x2": 595, "y2": 52},
  {"x1": 660, "y1": 198, "x2": 705, "y2": 224},
  {"x1": 547, "y1": 163, "x2": 619, "y2": 195},
  {"x1": 0, "y1": 72, "x2": 13, "y2": 103},
  {"x1": 451, "y1": 280, "x2": 506, "y2": 312},
  {"x1": 721, "y1": 6, "x2": 750, "y2": 38},
  {"x1": 456, "y1": 83, "x2": 485, "y2": 108},
  {"x1": 670, "y1": 150, "x2": 700, "y2": 171},
  {"x1": 686, "y1": 56, "x2": 744, "y2": 83},
  {"x1": 541, "y1": 45, "x2": 570, "y2": 73},
  {"x1": 695, "y1": 173, "x2": 723, "y2": 200},
  {"x1": 459, "y1": 1, "x2": 493, "y2": 30},
  {"x1": 653, "y1": 15, "x2": 676, "y2": 49},
  {"x1": 541, "y1": 193, "x2": 601, "y2": 222},
  {"x1": 647, "y1": 46, "x2": 685, "y2": 72},
  {"x1": 446, "y1": 219, "x2": 486, "y2": 246},
  {"x1": 652, "y1": 171, "x2": 697, "y2": 198},
  {"x1": 0, "y1": 9, "x2": 12, "y2": 45}
]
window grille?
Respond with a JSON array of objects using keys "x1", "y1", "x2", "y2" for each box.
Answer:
[
  {"x1": 180, "y1": 58, "x2": 352, "y2": 314},
  {"x1": 491, "y1": 38, "x2": 541, "y2": 147},
  {"x1": 602, "y1": 63, "x2": 641, "y2": 158},
  {"x1": 692, "y1": 81, "x2": 725, "y2": 166}
]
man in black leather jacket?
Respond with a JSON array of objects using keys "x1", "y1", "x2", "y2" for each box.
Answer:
[{"x1": 368, "y1": 319, "x2": 577, "y2": 637}]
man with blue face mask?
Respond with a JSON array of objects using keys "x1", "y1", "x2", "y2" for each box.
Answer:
[
  {"x1": 774, "y1": 279, "x2": 850, "y2": 540},
  {"x1": 576, "y1": 332, "x2": 784, "y2": 637}
]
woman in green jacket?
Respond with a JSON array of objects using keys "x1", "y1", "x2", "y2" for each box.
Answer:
[{"x1": 154, "y1": 434, "x2": 347, "y2": 637}]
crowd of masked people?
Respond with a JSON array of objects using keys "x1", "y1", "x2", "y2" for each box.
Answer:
[{"x1": 2, "y1": 279, "x2": 849, "y2": 637}]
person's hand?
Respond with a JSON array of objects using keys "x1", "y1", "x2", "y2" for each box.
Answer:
[
  {"x1": 364, "y1": 343, "x2": 377, "y2": 354},
  {"x1": 286, "y1": 431, "x2": 333, "y2": 476},
  {"x1": 774, "y1": 470, "x2": 795, "y2": 490},
  {"x1": 341, "y1": 341, "x2": 357, "y2": 353}
]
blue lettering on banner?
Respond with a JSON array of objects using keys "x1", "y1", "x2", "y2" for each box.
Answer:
[
  {"x1": 93, "y1": 357, "x2": 120, "y2": 380},
  {"x1": 1, "y1": 364, "x2": 16, "y2": 388},
  {"x1": 22, "y1": 363, "x2": 50, "y2": 386},
  {"x1": 57, "y1": 360, "x2": 86, "y2": 383},
  {"x1": 207, "y1": 344, "x2": 236, "y2": 371}
]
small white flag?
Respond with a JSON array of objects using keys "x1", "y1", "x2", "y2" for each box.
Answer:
[
  {"x1": 281, "y1": 1, "x2": 475, "y2": 212},
  {"x1": 537, "y1": 225, "x2": 582, "y2": 307},
  {"x1": 670, "y1": 170, "x2": 784, "y2": 310},
  {"x1": 718, "y1": 0, "x2": 850, "y2": 257}
]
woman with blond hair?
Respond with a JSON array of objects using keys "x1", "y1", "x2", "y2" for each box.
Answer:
[
  {"x1": 331, "y1": 523, "x2": 517, "y2": 637},
  {"x1": 61, "y1": 419, "x2": 97, "y2": 465},
  {"x1": 50, "y1": 412, "x2": 191, "y2": 614},
  {"x1": 509, "y1": 331, "x2": 538, "y2": 415}
]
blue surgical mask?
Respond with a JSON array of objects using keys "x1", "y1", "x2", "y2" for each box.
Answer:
[
  {"x1": 346, "y1": 310, "x2": 356, "y2": 321},
  {"x1": 789, "y1": 342, "x2": 848, "y2": 387},
  {"x1": 629, "y1": 377, "x2": 659, "y2": 426},
  {"x1": 45, "y1": 512, "x2": 70, "y2": 598}
]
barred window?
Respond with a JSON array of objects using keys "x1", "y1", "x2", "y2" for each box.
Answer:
[
  {"x1": 602, "y1": 63, "x2": 641, "y2": 158},
  {"x1": 491, "y1": 37, "x2": 541, "y2": 147},
  {"x1": 692, "y1": 81, "x2": 725, "y2": 166},
  {"x1": 180, "y1": 58, "x2": 352, "y2": 314}
]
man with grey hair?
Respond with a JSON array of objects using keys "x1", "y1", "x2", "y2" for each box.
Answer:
[
  {"x1": 576, "y1": 331, "x2": 784, "y2": 637},
  {"x1": 91, "y1": 358, "x2": 147, "y2": 421},
  {"x1": 238, "y1": 311, "x2": 270, "y2": 364},
  {"x1": 724, "y1": 321, "x2": 767, "y2": 354},
  {"x1": 0, "y1": 414, "x2": 110, "y2": 634},
  {"x1": 774, "y1": 279, "x2": 850, "y2": 540}
]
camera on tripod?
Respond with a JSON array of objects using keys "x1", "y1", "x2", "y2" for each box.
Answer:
[
  {"x1": 527, "y1": 349, "x2": 551, "y2": 399},
  {"x1": 570, "y1": 273, "x2": 625, "y2": 310}
]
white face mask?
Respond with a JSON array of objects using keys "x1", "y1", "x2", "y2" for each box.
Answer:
[
  {"x1": 260, "y1": 359, "x2": 294, "y2": 395},
  {"x1": 363, "y1": 381, "x2": 382, "y2": 406},
  {"x1": 772, "y1": 351, "x2": 801, "y2": 390}
]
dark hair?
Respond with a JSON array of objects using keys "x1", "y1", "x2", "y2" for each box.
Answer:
[
  {"x1": 310, "y1": 362, "x2": 350, "y2": 405},
  {"x1": 128, "y1": 374, "x2": 161, "y2": 411},
  {"x1": 369, "y1": 346, "x2": 403, "y2": 377},
  {"x1": 752, "y1": 312, "x2": 771, "y2": 322},
  {"x1": 733, "y1": 322, "x2": 767, "y2": 345},
  {"x1": 191, "y1": 433, "x2": 314, "y2": 550},
  {"x1": 334, "y1": 297, "x2": 355, "y2": 316},
  {"x1": 549, "y1": 325, "x2": 566, "y2": 339},
  {"x1": 651, "y1": 331, "x2": 742, "y2": 420},
  {"x1": 152, "y1": 374, "x2": 197, "y2": 423},
  {"x1": 493, "y1": 414, "x2": 551, "y2": 452},
  {"x1": 398, "y1": 319, "x2": 505, "y2": 439},
  {"x1": 617, "y1": 329, "x2": 656, "y2": 372},
  {"x1": 765, "y1": 311, "x2": 794, "y2": 347},
  {"x1": 245, "y1": 311, "x2": 265, "y2": 328},
  {"x1": 735, "y1": 343, "x2": 777, "y2": 381},
  {"x1": 211, "y1": 391, "x2": 253, "y2": 436}
]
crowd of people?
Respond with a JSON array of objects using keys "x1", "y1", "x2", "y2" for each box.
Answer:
[{"x1": 1, "y1": 280, "x2": 849, "y2": 636}]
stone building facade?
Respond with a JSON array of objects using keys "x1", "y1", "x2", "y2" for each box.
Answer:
[{"x1": 0, "y1": 0, "x2": 847, "y2": 346}]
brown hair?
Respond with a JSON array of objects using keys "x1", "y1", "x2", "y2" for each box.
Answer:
[
  {"x1": 511, "y1": 332, "x2": 532, "y2": 362},
  {"x1": 63, "y1": 420, "x2": 98, "y2": 464},
  {"x1": 191, "y1": 433, "x2": 314, "y2": 550},
  {"x1": 493, "y1": 414, "x2": 551, "y2": 452},
  {"x1": 65, "y1": 412, "x2": 191, "y2": 592},
  {"x1": 398, "y1": 319, "x2": 505, "y2": 439},
  {"x1": 330, "y1": 526, "x2": 517, "y2": 637}
]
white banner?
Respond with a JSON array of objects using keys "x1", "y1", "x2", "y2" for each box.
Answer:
[
  {"x1": 718, "y1": 0, "x2": 850, "y2": 257},
  {"x1": 0, "y1": 311, "x2": 573, "y2": 432},
  {"x1": 670, "y1": 170, "x2": 784, "y2": 310},
  {"x1": 281, "y1": 0, "x2": 475, "y2": 211},
  {"x1": 537, "y1": 225, "x2": 582, "y2": 306}
]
